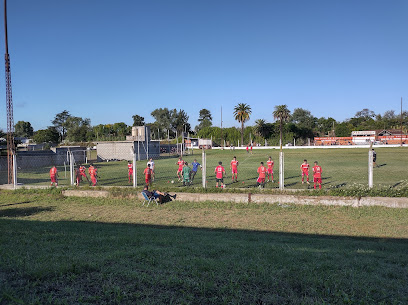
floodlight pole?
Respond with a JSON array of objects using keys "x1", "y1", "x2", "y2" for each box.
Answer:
[{"x1": 4, "y1": 0, "x2": 15, "y2": 185}]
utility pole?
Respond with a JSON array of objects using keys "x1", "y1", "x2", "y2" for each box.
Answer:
[{"x1": 4, "y1": 0, "x2": 14, "y2": 184}]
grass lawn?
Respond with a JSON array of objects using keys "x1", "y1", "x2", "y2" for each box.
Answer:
[
  {"x1": 13, "y1": 147, "x2": 408, "y2": 191},
  {"x1": 1, "y1": 189, "x2": 407, "y2": 304}
]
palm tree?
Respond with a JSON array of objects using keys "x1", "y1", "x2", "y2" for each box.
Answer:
[
  {"x1": 273, "y1": 105, "x2": 291, "y2": 150},
  {"x1": 233, "y1": 103, "x2": 252, "y2": 146},
  {"x1": 254, "y1": 119, "x2": 268, "y2": 139}
]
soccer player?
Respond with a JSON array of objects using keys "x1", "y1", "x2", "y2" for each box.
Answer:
[
  {"x1": 89, "y1": 164, "x2": 98, "y2": 186},
  {"x1": 75, "y1": 166, "x2": 82, "y2": 186},
  {"x1": 266, "y1": 156, "x2": 274, "y2": 182},
  {"x1": 128, "y1": 161, "x2": 133, "y2": 183},
  {"x1": 230, "y1": 156, "x2": 239, "y2": 182},
  {"x1": 176, "y1": 157, "x2": 184, "y2": 181},
  {"x1": 50, "y1": 165, "x2": 58, "y2": 187},
  {"x1": 144, "y1": 164, "x2": 152, "y2": 186},
  {"x1": 214, "y1": 161, "x2": 226, "y2": 188},
  {"x1": 313, "y1": 161, "x2": 323, "y2": 190},
  {"x1": 79, "y1": 164, "x2": 89, "y2": 183},
  {"x1": 190, "y1": 159, "x2": 202, "y2": 183},
  {"x1": 182, "y1": 162, "x2": 191, "y2": 186},
  {"x1": 300, "y1": 159, "x2": 310, "y2": 184},
  {"x1": 372, "y1": 149, "x2": 377, "y2": 167},
  {"x1": 147, "y1": 158, "x2": 155, "y2": 181},
  {"x1": 257, "y1": 162, "x2": 267, "y2": 188}
]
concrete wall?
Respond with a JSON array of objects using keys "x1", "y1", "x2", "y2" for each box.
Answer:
[
  {"x1": 97, "y1": 141, "x2": 160, "y2": 161},
  {"x1": 60, "y1": 190, "x2": 408, "y2": 209},
  {"x1": 0, "y1": 148, "x2": 87, "y2": 170}
]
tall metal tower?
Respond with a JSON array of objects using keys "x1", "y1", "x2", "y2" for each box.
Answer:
[{"x1": 4, "y1": 0, "x2": 14, "y2": 184}]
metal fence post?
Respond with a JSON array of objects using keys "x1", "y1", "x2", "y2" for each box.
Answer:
[
  {"x1": 133, "y1": 146, "x2": 137, "y2": 188},
  {"x1": 69, "y1": 151, "x2": 74, "y2": 186},
  {"x1": 202, "y1": 148, "x2": 206, "y2": 188},
  {"x1": 13, "y1": 153, "x2": 17, "y2": 188},
  {"x1": 368, "y1": 150, "x2": 373, "y2": 188},
  {"x1": 279, "y1": 151, "x2": 284, "y2": 190}
]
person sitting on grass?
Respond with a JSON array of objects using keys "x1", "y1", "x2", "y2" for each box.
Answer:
[{"x1": 142, "y1": 185, "x2": 176, "y2": 204}]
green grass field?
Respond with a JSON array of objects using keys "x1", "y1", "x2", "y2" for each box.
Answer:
[
  {"x1": 1, "y1": 189, "x2": 407, "y2": 304},
  {"x1": 14, "y1": 147, "x2": 408, "y2": 191}
]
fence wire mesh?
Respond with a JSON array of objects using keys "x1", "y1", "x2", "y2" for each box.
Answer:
[{"x1": 1, "y1": 146, "x2": 407, "y2": 190}]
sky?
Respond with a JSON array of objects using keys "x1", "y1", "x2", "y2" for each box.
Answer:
[{"x1": 0, "y1": 0, "x2": 407, "y2": 131}]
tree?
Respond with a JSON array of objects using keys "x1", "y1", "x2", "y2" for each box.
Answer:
[
  {"x1": 132, "y1": 115, "x2": 145, "y2": 126},
  {"x1": 171, "y1": 109, "x2": 191, "y2": 135},
  {"x1": 52, "y1": 110, "x2": 71, "y2": 141},
  {"x1": 291, "y1": 108, "x2": 316, "y2": 130},
  {"x1": 273, "y1": 105, "x2": 291, "y2": 150},
  {"x1": 151, "y1": 108, "x2": 173, "y2": 134},
  {"x1": 14, "y1": 121, "x2": 34, "y2": 138},
  {"x1": 112, "y1": 122, "x2": 128, "y2": 137},
  {"x1": 316, "y1": 117, "x2": 336, "y2": 136},
  {"x1": 233, "y1": 103, "x2": 252, "y2": 146},
  {"x1": 33, "y1": 127, "x2": 59, "y2": 144},
  {"x1": 65, "y1": 116, "x2": 91, "y2": 142},
  {"x1": 195, "y1": 109, "x2": 212, "y2": 132},
  {"x1": 254, "y1": 119, "x2": 271, "y2": 140}
]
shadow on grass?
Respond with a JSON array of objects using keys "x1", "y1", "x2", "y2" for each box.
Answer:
[
  {"x1": 0, "y1": 206, "x2": 55, "y2": 218},
  {"x1": 0, "y1": 201, "x2": 33, "y2": 207},
  {"x1": 1, "y1": 217, "x2": 407, "y2": 304}
]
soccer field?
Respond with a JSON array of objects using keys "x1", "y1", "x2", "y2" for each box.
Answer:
[{"x1": 14, "y1": 146, "x2": 408, "y2": 190}]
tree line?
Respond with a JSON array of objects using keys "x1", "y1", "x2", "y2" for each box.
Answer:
[{"x1": 6, "y1": 105, "x2": 408, "y2": 146}]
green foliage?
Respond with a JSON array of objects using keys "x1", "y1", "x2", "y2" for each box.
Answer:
[
  {"x1": 14, "y1": 121, "x2": 34, "y2": 138},
  {"x1": 32, "y1": 127, "x2": 60, "y2": 144},
  {"x1": 65, "y1": 116, "x2": 92, "y2": 142},
  {"x1": 132, "y1": 114, "x2": 145, "y2": 126},
  {"x1": 52, "y1": 110, "x2": 71, "y2": 141},
  {"x1": 233, "y1": 103, "x2": 252, "y2": 146},
  {"x1": 195, "y1": 108, "x2": 213, "y2": 132}
]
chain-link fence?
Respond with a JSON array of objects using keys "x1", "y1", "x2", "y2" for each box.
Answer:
[{"x1": 1, "y1": 145, "x2": 407, "y2": 190}]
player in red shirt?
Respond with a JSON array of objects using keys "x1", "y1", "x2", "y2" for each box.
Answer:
[
  {"x1": 176, "y1": 157, "x2": 184, "y2": 181},
  {"x1": 88, "y1": 164, "x2": 98, "y2": 186},
  {"x1": 266, "y1": 156, "x2": 274, "y2": 182},
  {"x1": 144, "y1": 164, "x2": 152, "y2": 186},
  {"x1": 230, "y1": 156, "x2": 239, "y2": 183},
  {"x1": 128, "y1": 161, "x2": 133, "y2": 183},
  {"x1": 50, "y1": 165, "x2": 58, "y2": 187},
  {"x1": 312, "y1": 161, "x2": 323, "y2": 189},
  {"x1": 300, "y1": 159, "x2": 310, "y2": 184},
  {"x1": 75, "y1": 165, "x2": 82, "y2": 186},
  {"x1": 214, "y1": 161, "x2": 226, "y2": 188},
  {"x1": 257, "y1": 162, "x2": 267, "y2": 188},
  {"x1": 79, "y1": 164, "x2": 89, "y2": 183}
]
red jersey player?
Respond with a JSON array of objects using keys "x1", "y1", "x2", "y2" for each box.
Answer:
[
  {"x1": 144, "y1": 164, "x2": 152, "y2": 185},
  {"x1": 176, "y1": 157, "x2": 184, "y2": 181},
  {"x1": 50, "y1": 165, "x2": 58, "y2": 187},
  {"x1": 230, "y1": 156, "x2": 239, "y2": 182},
  {"x1": 128, "y1": 161, "x2": 133, "y2": 183},
  {"x1": 257, "y1": 162, "x2": 267, "y2": 188},
  {"x1": 313, "y1": 161, "x2": 322, "y2": 189},
  {"x1": 266, "y1": 156, "x2": 274, "y2": 182},
  {"x1": 300, "y1": 159, "x2": 310, "y2": 184},
  {"x1": 89, "y1": 164, "x2": 98, "y2": 186},
  {"x1": 79, "y1": 164, "x2": 89, "y2": 183},
  {"x1": 214, "y1": 161, "x2": 226, "y2": 188}
]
